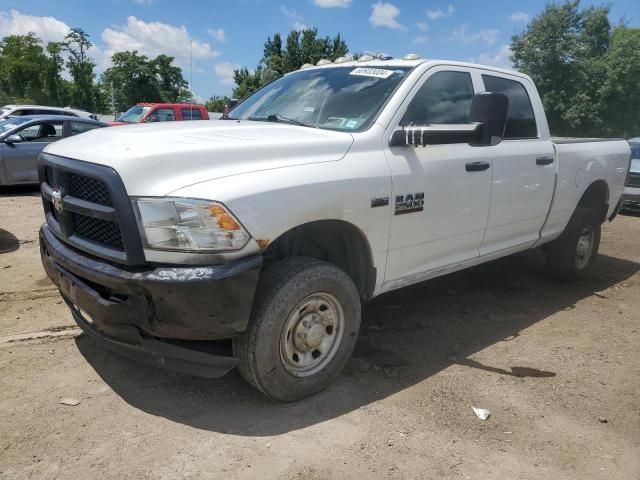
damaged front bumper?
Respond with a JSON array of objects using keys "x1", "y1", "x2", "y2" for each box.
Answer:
[{"x1": 39, "y1": 224, "x2": 262, "y2": 378}]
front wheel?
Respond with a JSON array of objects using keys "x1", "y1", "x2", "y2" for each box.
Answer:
[
  {"x1": 545, "y1": 206, "x2": 601, "y2": 282},
  {"x1": 233, "y1": 258, "x2": 361, "y2": 401}
]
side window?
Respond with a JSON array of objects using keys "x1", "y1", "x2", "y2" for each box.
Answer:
[
  {"x1": 401, "y1": 71, "x2": 474, "y2": 125},
  {"x1": 181, "y1": 108, "x2": 203, "y2": 120},
  {"x1": 70, "y1": 122, "x2": 102, "y2": 136},
  {"x1": 9, "y1": 109, "x2": 35, "y2": 118},
  {"x1": 481, "y1": 75, "x2": 538, "y2": 139},
  {"x1": 147, "y1": 108, "x2": 176, "y2": 122},
  {"x1": 17, "y1": 121, "x2": 63, "y2": 142}
]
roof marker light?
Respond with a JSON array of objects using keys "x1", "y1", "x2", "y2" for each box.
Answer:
[
  {"x1": 299, "y1": 63, "x2": 314, "y2": 69},
  {"x1": 358, "y1": 54, "x2": 375, "y2": 62},
  {"x1": 377, "y1": 53, "x2": 393, "y2": 60},
  {"x1": 334, "y1": 55, "x2": 352, "y2": 64},
  {"x1": 316, "y1": 59, "x2": 332, "y2": 66},
  {"x1": 403, "y1": 53, "x2": 421, "y2": 60}
]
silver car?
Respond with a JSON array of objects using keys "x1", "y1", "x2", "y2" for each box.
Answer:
[
  {"x1": 622, "y1": 138, "x2": 640, "y2": 214},
  {"x1": 0, "y1": 104, "x2": 97, "y2": 121},
  {"x1": 0, "y1": 115, "x2": 106, "y2": 186}
]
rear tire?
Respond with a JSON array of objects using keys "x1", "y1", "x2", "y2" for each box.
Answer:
[
  {"x1": 233, "y1": 257, "x2": 361, "y2": 401},
  {"x1": 545, "y1": 206, "x2": 601, "y2": 282}
]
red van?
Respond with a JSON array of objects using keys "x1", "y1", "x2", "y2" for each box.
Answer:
[{"x1": 110, "y1": 103, "x2": 210, "y2": 125}]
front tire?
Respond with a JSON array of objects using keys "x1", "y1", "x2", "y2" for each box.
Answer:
[
  {"x1": 233, "y1": 257, "x2": 361, "y2": 401},
  {"x1": 545, "y1": 206, "x2": 601, "y2": 282}
]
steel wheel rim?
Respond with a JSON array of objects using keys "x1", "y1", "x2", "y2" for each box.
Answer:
[
  {"x1": 280, "y1": 292, "x2": 344, "y2": 377},
  {"x1": 575, "y1": 226, "x2": 594, "y2": 270}
]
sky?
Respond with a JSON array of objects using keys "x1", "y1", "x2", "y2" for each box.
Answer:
[{"x1": 1, "y1": 0, "x2": 638, "y2": 101}]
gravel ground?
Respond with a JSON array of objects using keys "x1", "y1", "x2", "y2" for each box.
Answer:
[{"x1": 1, "y1": 186, "x2": 639, "y2": 480}]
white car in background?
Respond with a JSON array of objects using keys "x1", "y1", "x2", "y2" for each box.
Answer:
[
  {"x1": 621, "y1": 138, "x2": 640, "y2": 213},
  {"x1": 0, "y1": 104, "x2": 97, "y2": 121}
]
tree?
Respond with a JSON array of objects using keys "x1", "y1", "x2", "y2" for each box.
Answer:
[
  {"x1": 0, "y1": 33, "x2": 48, "y2": 102},
  {"x1": 205, "y1": 95, "x2": 231, "y2": 112},
  {"x1": 101, "y1": 51, "x2": 162, "y2": 112},
  {"x1": 232, "y1": 28, "x2": 350, "y2": 99},
  {"x1": 149, "y1": 54, "x2": 190, "y2": 102},
  {"x1": 41, "y1": 42, "x2": 67, "y2": 106},
  {"x1": 64, "y1": 28, "x2": 98, "y2": 111},
  {"x1": 511, "y1": 0, "x2": 639, "y2": 137}
]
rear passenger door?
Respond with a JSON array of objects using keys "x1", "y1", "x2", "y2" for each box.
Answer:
[{"x1": 479, "y1": 74, "x2": 556, "y2": 255}]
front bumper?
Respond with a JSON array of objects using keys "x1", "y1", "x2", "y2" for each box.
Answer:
[
  {"x1": 40, "y1": 224, "x2": 262, "y2": 377},
  {"x1": 621, "y1": 187, "x2": 640, "y2": 213}
]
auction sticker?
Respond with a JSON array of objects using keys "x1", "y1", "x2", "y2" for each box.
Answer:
[{"x1": 349, "y1": 67, "x2": 394, "y2": 79}]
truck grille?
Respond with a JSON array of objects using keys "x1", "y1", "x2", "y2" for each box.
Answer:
[
  {"x1": 627, "y1": 172, "x2": 640, "y2": 188},
  {"x1": 72, "y1": 212, "x2": 125, "y2": 250},
  {"x1": 38, "y1": 153, "x2": 145, "y2": 265}
]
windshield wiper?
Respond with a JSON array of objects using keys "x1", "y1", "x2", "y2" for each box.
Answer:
[{"x1": 247, "y1": 114, "x2": 313, "y2": 128}]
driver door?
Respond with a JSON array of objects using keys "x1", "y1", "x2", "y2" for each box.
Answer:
[
  {"x1": 383, "y1": 68, "x2": 493, "y2": 283},
  {"x1": 3, "y1": 120, "x2": 63, "y2": 184}
]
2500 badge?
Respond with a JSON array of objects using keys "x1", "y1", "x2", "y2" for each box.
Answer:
[{"x1": 395, "y1": 192, "x2": 424, "y2": 215}]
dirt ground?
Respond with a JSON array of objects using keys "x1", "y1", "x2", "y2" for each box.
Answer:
[{"x1": 1, "y1": 185, "x2": 638, "y2": 480}]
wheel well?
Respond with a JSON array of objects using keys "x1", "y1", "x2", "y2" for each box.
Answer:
[
  {"x1": 262, "y1": 220, "x2": 376, "y2": 301},
  {"x1": 577, "y1": 180, "x2": 609, "y2": 223}
]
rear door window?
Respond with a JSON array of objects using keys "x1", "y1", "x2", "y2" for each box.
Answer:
[
  {"x1": 181, "y1": 108, "x2": 203, "y2": 120},
  {"x1": 69, "y1": 122, "x2": 102, "y2": 136},
  {"x1": 17, "y1": 121, "x2": 63, "y2": 142},
  {"x1": 147, "y1": 108, "x2": 176, "y2": 122},
  {"x1": 481, "y1": 75, "x2": 538, "y2": 139}
]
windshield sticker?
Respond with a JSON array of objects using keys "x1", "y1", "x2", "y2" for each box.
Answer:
[
  {"x1": 345, "y1": 119, "x2": 359, "y2": 129},
  {"x1": 303, "y1": 106, "x2": 315, "y2": 112},
  {"x1": 349, "y1": 67, "x2": 394, "y2": 79}
]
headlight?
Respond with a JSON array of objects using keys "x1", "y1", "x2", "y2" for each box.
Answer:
[{"x1": 133, "y1": 197, "x2": 250, "y2": 252}]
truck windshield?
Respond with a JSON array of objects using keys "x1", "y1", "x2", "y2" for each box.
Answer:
[
  {"x1": 117, "y1": 105, "x2": 151, "y2": 123},
  {"x1": 228, "y1": 66, "x2": 413, "y2": 131}
]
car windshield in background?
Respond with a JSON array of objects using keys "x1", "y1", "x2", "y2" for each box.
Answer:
[
  {"x1": 228, "y1": 66, "x2": 413, "y2": 131},
  {"x1": 0, "y1": 116, "x2": 30, "y2": 133},
  {"x1": 117, "y1": 105, "x2": 150, "y2": 123}
]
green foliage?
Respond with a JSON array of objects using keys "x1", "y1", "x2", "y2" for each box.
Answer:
[
  {"x1": 511, "y1": 0, "x2": 640, "y2": 137},
  {"x1": 0, "y1": 33, "x2": 49, "y2": 103},
  {"x1": 232, "y1": 28, "x2": 350, "y2": 99},
  {"x1": 205, "y1": 95, "x2": 231, "y2": 112},
  {"x1": 101, "y1": 51, "x2": 191, "y2": 113},
  {"x1": 64, "y1": 28, "x2": 98, "y2": 112}
]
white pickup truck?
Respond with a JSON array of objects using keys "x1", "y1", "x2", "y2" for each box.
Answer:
[{"x1": 37, "y1": 57, "x2": 631, "y2": 401}]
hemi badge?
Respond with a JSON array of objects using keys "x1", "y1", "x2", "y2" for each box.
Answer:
[{"x1": 371, "y1": 197, "x2": 389, "y2": 208}]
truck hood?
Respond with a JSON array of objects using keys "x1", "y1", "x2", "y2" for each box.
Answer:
[{"x1": 44, "y1": 120, "x2": 354, "y2": 196}]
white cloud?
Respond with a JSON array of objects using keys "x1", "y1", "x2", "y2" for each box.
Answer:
[
  {"x1": 416, "y1": 21, "x2": 428, "y2": 32},
  {"x1": 0, "y1": 9, "x2": 70, "y2": 44},
  {"x1": 475, "y1": 44, "x2": 512, "y2": 68},
  {"x1": 450, "y1": 24, "x2": 499, "y2": 46},
  {"x1": 281, "y1": 6, "x2": 311, "y2": 31},
  {"x1": 413, "y1": 35, "x2": 428, "y2": 45},
  {"x1": 214, "y1": 62, "x2": 240, "y2": 85},
  {"x1": 313, "y1": 0, "x2": 351, "y2": 7},
  {"x1": 293, "y1": 21, "x2": 310, "y2": 31},
  {"x1": 508, "y1": 11, "x2": 530, "y2": 23},
  {"x1": 426, "y1": 5, "x2": 454, "y2": 20},
  {"x1": 207, "y1": 28, "x2": 226, "y2": 42},
  {"x1": 101, "y1": 16, "x2": 218, "y2": 69},
  {"x1": 369, "y1": 2, "x2": 405, "y2": 30}
]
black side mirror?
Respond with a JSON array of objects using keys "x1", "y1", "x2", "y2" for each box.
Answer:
[{"x1": 469, "y1": 92, "x2": 508, "y2": 146}]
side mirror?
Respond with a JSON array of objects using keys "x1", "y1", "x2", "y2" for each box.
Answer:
[
  {"x1": 4, "y1": 134, "x2": 23, "y2": 144},
  {"x1": 469, "y1": 92, "x2": 508, "y2": 146},
  {"x1": 389, "y1": 91, "x2": 509, "y2": 148}
]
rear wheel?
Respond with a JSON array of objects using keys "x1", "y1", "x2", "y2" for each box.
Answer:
[
  {"x1": 233, "y1": 257, "x2": 361, "y2": 401},
  {"x1": 545, "y1": 206, "x2": 601, "y2": 282}
]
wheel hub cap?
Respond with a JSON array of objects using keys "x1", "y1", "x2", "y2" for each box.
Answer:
[
  {"x1": 575, "y1": 226, "x2": 594, "y2": 269},
  {"x1": 280, "y1": 292, "x2": 344, "y2": 377}
]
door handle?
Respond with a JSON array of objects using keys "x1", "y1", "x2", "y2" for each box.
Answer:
[
  {"x1": 465, "y1": 161, "x2": 490, "y2": 172},
  {"x1": 536, "y1": 156, "x2": 554, "y2": 166}
]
